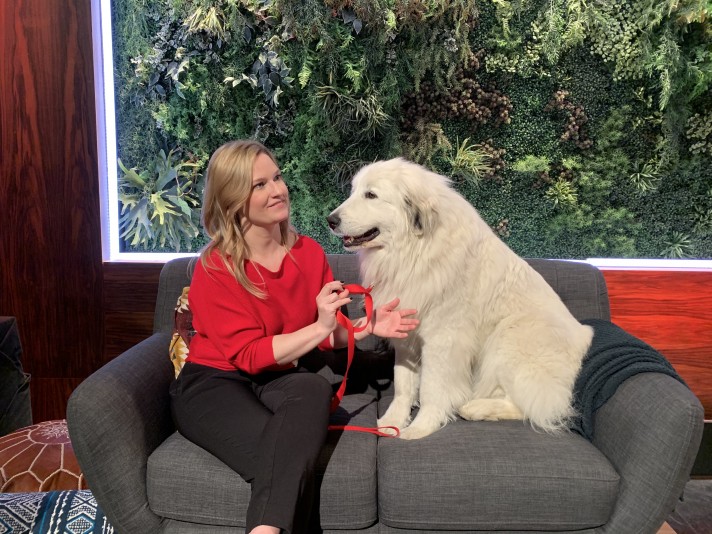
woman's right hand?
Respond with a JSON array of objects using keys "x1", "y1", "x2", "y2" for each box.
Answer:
[{"x1": 316, "y1": 281, "x2": 352, "y2": 334}]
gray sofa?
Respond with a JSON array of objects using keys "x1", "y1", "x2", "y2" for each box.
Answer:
[{"x1": 67, "y1": 255, "x2": 704, "y2": 534}]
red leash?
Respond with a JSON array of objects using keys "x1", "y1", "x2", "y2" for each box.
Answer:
[{"x1": 327, "y1": 284, "x2": 400, "y2": 438}]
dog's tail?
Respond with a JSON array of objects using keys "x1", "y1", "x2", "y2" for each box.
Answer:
[
  {"x1": 511, "y1": 326, "x2": 592, "y2": 434},
  {"x1": 519, "y1": 384, "x2": 577, "y2": 434}
]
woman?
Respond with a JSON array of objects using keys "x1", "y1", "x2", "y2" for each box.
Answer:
[{"x1": 170, "y1": 140, "x2": 418, "y2": 534}]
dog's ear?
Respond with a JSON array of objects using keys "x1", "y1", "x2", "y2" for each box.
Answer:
[{"x1": 404, "y1": 195, "x2": 437, "y2": 236}]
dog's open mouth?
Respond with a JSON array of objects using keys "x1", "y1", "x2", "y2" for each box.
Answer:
[{"x1": 342, "y1": 228, "x2": 380, "y2": 248}]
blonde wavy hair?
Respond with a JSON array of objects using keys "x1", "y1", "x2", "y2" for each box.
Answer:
[{"x1": 200, "y1": 140, "x2": 294, "y2": 298}]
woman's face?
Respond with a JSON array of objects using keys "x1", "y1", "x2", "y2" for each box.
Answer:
[{"x1": 243, "y1": 152, "x2": 290, "y2": 228}]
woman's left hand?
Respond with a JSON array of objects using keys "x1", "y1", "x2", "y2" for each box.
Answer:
[{"x1": 370, "y1": 298, "x2": 419, "y2": 339}]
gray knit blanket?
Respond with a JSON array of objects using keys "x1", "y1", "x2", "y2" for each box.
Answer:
[{"x1": 570, "y1": 318, "x2": 686, "y2": 440}]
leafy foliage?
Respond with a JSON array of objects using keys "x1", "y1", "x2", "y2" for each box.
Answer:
[
  {"x1": 118, "y1": 149, "x2": 202, "y2": 251},
  {"x1": 112, "y1": 0, "x2": 712, "y2": 259},
  {"x1": 662, "y1": 231, "x2": 695, "y2": 258},
  {"x1": 225, "y1": 50, "x2": 295, "y2": 108},
  {"x1": 450, "y1": 138, "x2": 495, "y2": 185}
]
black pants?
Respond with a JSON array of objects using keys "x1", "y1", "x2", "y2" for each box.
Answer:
[{"x1": 170, "y1": 361, "x2": 333, "y2": 534}]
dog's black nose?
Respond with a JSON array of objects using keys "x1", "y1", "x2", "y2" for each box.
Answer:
[{"x1": 327, "y1": 213, "x2": 340, "y2": 230}]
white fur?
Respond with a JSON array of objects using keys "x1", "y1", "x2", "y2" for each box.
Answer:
[{"x1": 328, "y1": 158, "x2": 593, "y2": 440}]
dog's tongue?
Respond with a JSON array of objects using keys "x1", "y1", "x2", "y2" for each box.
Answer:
[{"x1": 343, "y1": 236, "x2": 355, "y2": 247}]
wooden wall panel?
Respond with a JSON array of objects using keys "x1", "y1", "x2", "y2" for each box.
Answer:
[
  {"x1": 602, "y1": 269, "x2": 712, "y2": 419},
  {"x1": 0, "y1": 0, "x2": 101, "y2": 423},
  {"x1": 30, "y1": 378, "x2": 85, "y2": 424},
  {"x1": 103, "y1": 263, "x2": 163, "y2": 360}
]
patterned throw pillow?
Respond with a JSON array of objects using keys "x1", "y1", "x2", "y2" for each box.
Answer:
[
  {"x1": 0, "y1": 420, "x2": 86, "y2": 492},
  {"x1": 169, "y1": 286, "x2": 194, "y2": 377}
]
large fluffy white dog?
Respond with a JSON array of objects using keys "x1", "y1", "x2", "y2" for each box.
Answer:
[{"x1": 327, "y1": 158, "x2": 593, "y2": 440}]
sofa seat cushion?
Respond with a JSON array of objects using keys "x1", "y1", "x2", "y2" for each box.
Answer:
[
  {"x1": 147, "y1": 393, "x2": 379, "y2": 529},
  {"x1": 377, "y1": 398, "x2": 619, "y2": 531}
]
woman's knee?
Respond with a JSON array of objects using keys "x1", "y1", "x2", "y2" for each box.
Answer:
[
  {"x1": 298, "y1": 372, "x2": 333, "y2": 402},
  {"x1": 280, "y1": 373, "x2": 333, "y2": 420},
  {"x1": 294, "y1": 373, "x2": 334, "y2": 404}
]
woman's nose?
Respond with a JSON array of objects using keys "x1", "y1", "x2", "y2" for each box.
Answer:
[{"x1": 268, "y1": 179, "x2": 286, "y2": 196}]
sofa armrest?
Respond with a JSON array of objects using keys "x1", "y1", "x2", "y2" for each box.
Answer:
[
  {"x1": 592, "y1": 372, "x2": 704, "y2": 534},
  {"x1": 67, "y1": 332, "x2": 175, "y2": 534}
]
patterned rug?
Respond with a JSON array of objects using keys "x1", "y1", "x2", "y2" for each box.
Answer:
[{"x1": 0, "y1": 490, "x2": 113, "y2": 533}]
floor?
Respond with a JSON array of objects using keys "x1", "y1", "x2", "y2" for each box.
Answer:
[{"x1": 660, "y1": 479, "x2": 712, "y2": 534}]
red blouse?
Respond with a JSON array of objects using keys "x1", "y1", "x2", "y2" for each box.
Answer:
[{"x1": 187, "y1": 236, "x2": 334, "y2": 374}]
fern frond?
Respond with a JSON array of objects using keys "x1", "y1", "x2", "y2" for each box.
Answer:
[{"x1": 298, "y1": 61, "x2": 312, "y2": 88}]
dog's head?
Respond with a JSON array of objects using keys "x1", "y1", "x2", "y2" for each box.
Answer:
[{"x1": 327, "y1": 158, "x2": 448, "y2": 250}]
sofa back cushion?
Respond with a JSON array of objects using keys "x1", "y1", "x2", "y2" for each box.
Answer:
[
  {"x1": 153, "y1": 255, "x2": 611, "y2": 334},
  {"x1": 154, "y1": 257, "x2": 196, "y2": 334},
  {"x1": 526, "y1": 258, "x2": 610, "y2": 321}
]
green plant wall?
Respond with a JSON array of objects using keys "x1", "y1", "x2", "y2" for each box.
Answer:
[{"x1": 112, "y1": 0, "x2": 712, "y2": 258}]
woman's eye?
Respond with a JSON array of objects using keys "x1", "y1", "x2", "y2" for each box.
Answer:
[
  {"x1": 365, "y1": 191, "x2": 377, "y2": 199},
  {"x1": 253, "y1": 182, "x2": 265, "y2": 189}
]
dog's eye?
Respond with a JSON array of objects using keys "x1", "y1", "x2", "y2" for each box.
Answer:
[{"x1": 365, "y1": 191, "x2": 378, "y2": 199}]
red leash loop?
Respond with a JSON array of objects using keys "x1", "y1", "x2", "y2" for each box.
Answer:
[
  {"x1": 327, "y1": 284, "x2": 399, "y2": 438},
  {"x1": 327, "y1": 424, "x2": 400, "y2": 437}
]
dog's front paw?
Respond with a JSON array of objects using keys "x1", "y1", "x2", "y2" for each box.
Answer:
[
  {"x1": 377, "y1": 414, "x2": 410, "y2": 432},
  {"x1": 397, "y1": 423, "x2": 437, "y2": 440},
  {"x1": 395, "y1": 410, "x2": 446, "y2": 439},
  {"x1": 378, "y1": 398, "x2": 413, "y2": 430}
]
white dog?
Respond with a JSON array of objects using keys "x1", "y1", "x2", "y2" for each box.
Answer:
[{"x1": 327, "y1": 158, "x2": 593, "y2": 440}]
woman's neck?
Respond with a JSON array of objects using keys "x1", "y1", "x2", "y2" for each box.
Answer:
[
  {"x1": 244, "y1": 224, "x2": 283, "y2": 256},
  {"x1": 243, "y1": 224, "x2": 295, "y2": 272}
]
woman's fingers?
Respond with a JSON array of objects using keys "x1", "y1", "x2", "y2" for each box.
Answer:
[
  {"x1": 320, "y1": 280, "x2": 344, "y2": 296},
  {"x1": 318, "y1": 283, "x2": 351, "y2": 314},
  {"x1": 382, "y1": 299, "x2": 418, "y2": 317},
  {"x1": 332, "y1": 295, "x2": 351, "y2": 310},
  {"x1": 383, "y1": 297, "x2": 400, "y2": 310}
]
